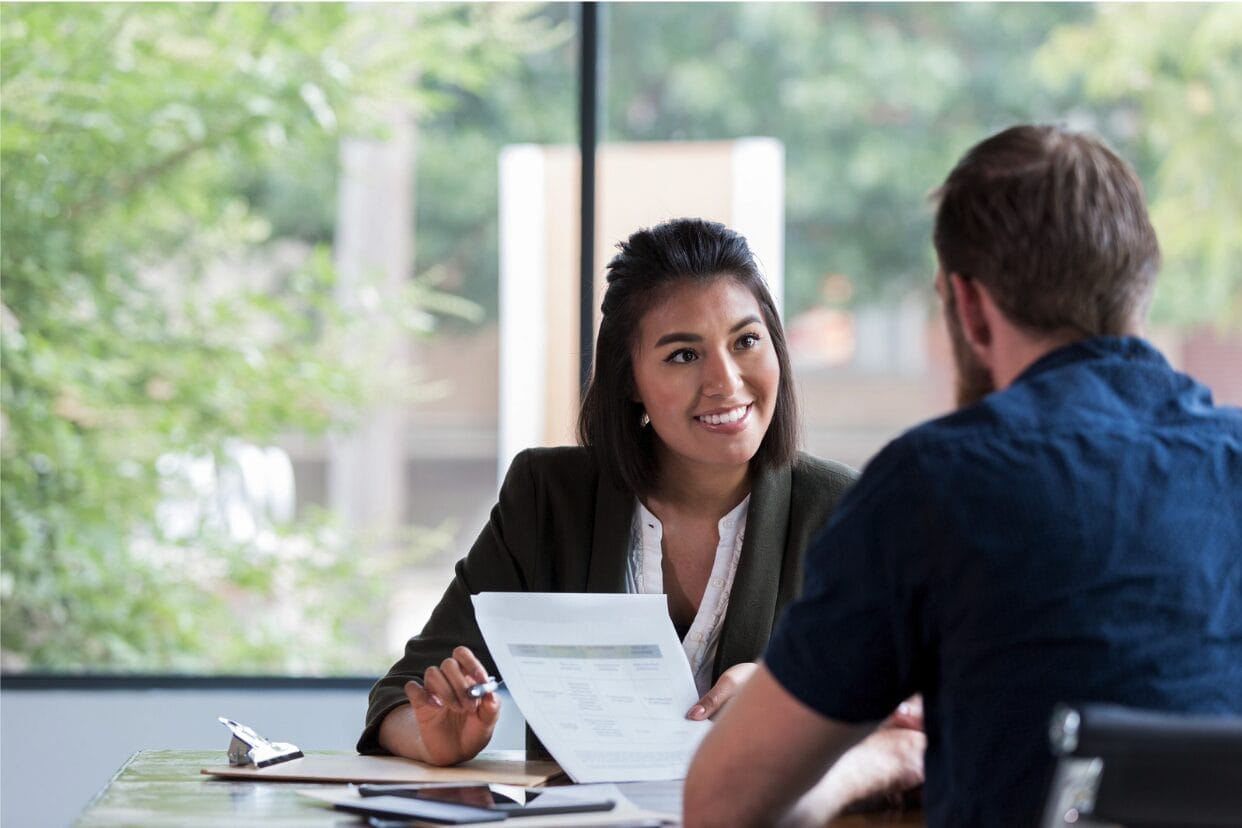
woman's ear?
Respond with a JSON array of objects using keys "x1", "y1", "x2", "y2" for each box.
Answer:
[{"x1": 627, "y1": 376, "x2": 642, "y2": 405}]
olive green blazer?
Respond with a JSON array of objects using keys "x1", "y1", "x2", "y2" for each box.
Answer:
[{"x1": 358, "y1": 445, "x2": 856, "y2": 755}]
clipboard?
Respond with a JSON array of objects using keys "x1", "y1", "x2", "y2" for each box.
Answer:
[{"x1": 201, "y1": 750, "x2": 564, "y2": 787}]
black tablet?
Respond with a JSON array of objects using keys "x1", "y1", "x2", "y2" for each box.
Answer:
[
  {"x1": 356, "y1": 783, "x2": 617, "y2": 818},
  {"x1": 335, "y1": 793, "x2": 507, "y2": 824}
]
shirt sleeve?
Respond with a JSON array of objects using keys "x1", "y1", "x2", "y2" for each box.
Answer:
[
  {"x1": 764, "y1": 438, "x2": 928, "y2": 724},
  {"x1": 356, "y1": 448, "x2": 542, "y2": 754}
]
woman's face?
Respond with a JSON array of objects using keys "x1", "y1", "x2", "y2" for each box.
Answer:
[{"x1": 631, "y1": 277, "x2": 780, "y2": 482}]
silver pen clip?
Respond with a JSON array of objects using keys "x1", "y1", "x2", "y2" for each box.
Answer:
[
  {"x1": 466, "y1": 676, "x2": 504, "y2": 699},
  {"x1": 218, "y1": 717, "x2": 304, "y2": 768}
]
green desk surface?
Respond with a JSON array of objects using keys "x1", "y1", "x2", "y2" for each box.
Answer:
[
  {"x1": 77, "y1": 749, "x2": 923, "y2": 827},
  {"x1": 77, "y1": 750, "x2": 356, "y2": 827}
]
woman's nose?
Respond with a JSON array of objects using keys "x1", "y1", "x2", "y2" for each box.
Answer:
[{"x1": 702, "y1": 352, "x2": 742, "y2": 397}]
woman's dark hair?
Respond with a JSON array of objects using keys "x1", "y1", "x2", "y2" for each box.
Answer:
[{"x1": 577, "y1": 217, "x2": 799, "y2": 495}]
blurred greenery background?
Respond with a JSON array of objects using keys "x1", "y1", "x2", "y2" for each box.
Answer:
[{"x1": 2, "y1": 2, "x2": 1238, "y2": 674}]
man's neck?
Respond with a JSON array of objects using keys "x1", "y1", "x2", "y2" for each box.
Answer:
[
  {"x1": 962, "y1": 274, "x2": 1143, "y2": 393},
  {"x1": 991, "y1": 327, "x2": 1085, "y2": 390}
]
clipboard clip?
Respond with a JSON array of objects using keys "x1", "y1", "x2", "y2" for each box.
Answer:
[{"x1": 218, "y1": 716, "x2": 304, "y2": 768}]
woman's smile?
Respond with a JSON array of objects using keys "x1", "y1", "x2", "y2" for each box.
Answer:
[{"x1": 694, "y1": 403, "x2": 752, "y2": 429}]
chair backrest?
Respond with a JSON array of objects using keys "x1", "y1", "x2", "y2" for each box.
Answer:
[{"x1": 1040, "y1": 703, "x2": 1242, "y2": 828}]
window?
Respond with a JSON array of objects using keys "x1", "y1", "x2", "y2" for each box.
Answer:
[
  {"x1": 2, "y1": 2, "x2": 1238, "y2": 677},
  {"x1": 599, "y1": 2, "x2": 1241, "y2": 471},
  {"x1": 1, "y1": 2, "x2": 577, "y2": 674}
]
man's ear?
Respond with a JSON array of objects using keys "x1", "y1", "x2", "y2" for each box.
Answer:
[{"x1": 949, "y1": 273, "x2": 992, "y2": 353}]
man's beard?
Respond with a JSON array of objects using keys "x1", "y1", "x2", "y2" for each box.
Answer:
[{"x1": 944, "y1": 294, "x2": 995, "y2": 409}]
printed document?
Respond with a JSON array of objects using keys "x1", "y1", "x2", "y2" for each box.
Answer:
[{"x1": 472, "y1": 592, "x2": 712, "y2": 783}]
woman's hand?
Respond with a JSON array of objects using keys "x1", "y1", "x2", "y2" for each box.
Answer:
[
  {"x1": 881, "y1": 694, "x2": 924, "y2": 732},
  {"x1": 686, "y1": 662, "x2": 758, "y2": 720},
  {"x1": 377, "y1": 646, "x2": 501, "y2": 766}
]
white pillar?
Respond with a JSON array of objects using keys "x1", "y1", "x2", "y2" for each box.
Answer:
[
  {"x1": 329, "y1": 115, "x2": 415, "y2": 540},
  {"x1": 496, "y1": 145, "x2": 549, "y2": 484},
  {"x1": 732, "y1": 137, "x2": 786, "y2": 317}
]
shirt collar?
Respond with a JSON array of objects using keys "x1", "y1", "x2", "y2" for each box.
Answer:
[{"x1": 1011, "y1": 335, "x2": 1166, "y2": 387}]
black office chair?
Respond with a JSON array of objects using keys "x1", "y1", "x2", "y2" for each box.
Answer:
[{"x1": 1041, "y1": 703, "x2": 1242, "y2": 828}]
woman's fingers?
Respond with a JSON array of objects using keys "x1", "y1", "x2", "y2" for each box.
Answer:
[
  {"x1": 404, "y1": 678, "x2": 443, "y2": 710},
  {"x1": 420, "y1": 647, "x2": 493, "y2": 713},
  {"x1": 452, "y1": 645, "x2": 491, "y2": 685},
  {"x1": 429, "y1": 660, "x2": 473, "y2": 713},
  {"x1": 686, "y1": 662, "x2": 758, "y2": 720},
  {"x1": 401, "y1": 678, "x2": 501, "y2": 767},
  {"x1": 474, "y1": 686, "x2": 503, "y2": 727},
  {"x1": 418, "y1": 667, "x2": 456, "y2": 711},
  {"x1": 883, "y1": 694, "x2": 924, "y2": 731}
]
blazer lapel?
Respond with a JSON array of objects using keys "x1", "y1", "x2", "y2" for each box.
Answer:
[
  {"x1": 586, "y1": 470, "x2": 633, "y2": 592},
  {"x1": 715, "y1": 463, "x2": 792, "y2": 677}
]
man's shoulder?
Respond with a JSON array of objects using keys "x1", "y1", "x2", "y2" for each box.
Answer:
[
  {"x1": 830, "y1": 419, "x2": 963, "y2": 514},
  {"x1": 873, "y1": 412, "x2": 970, "y2": 465}
]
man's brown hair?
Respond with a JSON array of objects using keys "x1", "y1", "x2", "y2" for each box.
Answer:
[{"x1": 933, "y1": 124, "x2": 1161, "y2": 336}]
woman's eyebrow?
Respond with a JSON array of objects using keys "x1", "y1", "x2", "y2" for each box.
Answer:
[
  {"x1": 654, "y1": 331, "x2": 701, "y2": 348},
  {"x1": 652, "y1": 315, "x2": 763, "y2": 348},
  {"x1": 730, "y1": 314, "x2": 763, "y2": 332}
]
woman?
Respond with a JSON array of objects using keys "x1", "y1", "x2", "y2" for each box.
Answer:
[{"x1": 358, "y1": 220, "x2": 920, "y2": 808}]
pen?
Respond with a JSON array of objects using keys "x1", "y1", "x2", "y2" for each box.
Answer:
[{"x1": 466, "y1": 676, "x2": 503, "y2": 699}]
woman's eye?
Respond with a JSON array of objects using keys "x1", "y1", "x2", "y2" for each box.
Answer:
[
  {"x1": 736, "y1": 332, "x2": 761, "y2": 349},
  {"x1": 667, "y1": 349, "x2": 699, "y2": 364}
]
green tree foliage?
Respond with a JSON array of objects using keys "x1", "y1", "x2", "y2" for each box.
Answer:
[
  {"x1": 236, "y1": 4, "x2": 576, "y2": 324},
  {"x1": 1035, "y1": 4, "x2": 1242, "y2": 330},
  {"x1": 257, "y1": 4, "x2": 1234, "y2": 332},
  {"x1": 0, "y1": 2, "x2": 556, "y2": 672},
  {"x1": 409, "y1": 6, "x2": 577, "y2": 324},
  {"x1": 603, "y1": 3, "x2": 1236, "y2": 324},
  {"x1": 604, "y1": 3, "x2": 1095, "y2": 312}
]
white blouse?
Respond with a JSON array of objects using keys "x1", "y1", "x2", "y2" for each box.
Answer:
[{"x1": 625, "y1": 496, "x2": 750, "y2": 697}]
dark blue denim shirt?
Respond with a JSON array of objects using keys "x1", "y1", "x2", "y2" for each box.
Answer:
[{"x1": 766, "y1": 336, "x2": 1242, "y2": 828}]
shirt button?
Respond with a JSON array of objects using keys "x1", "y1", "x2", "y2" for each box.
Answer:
[
  {"x1": 693, "y1": 632, "x2": 704, "y2": 642},
  {"x1": 710, "y1": 577, "x2": 724, "y2": 588}
]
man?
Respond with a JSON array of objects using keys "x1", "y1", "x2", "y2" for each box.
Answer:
[{"x1": 683, "y1": 124, "x2": 1242, "y2": 828}]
